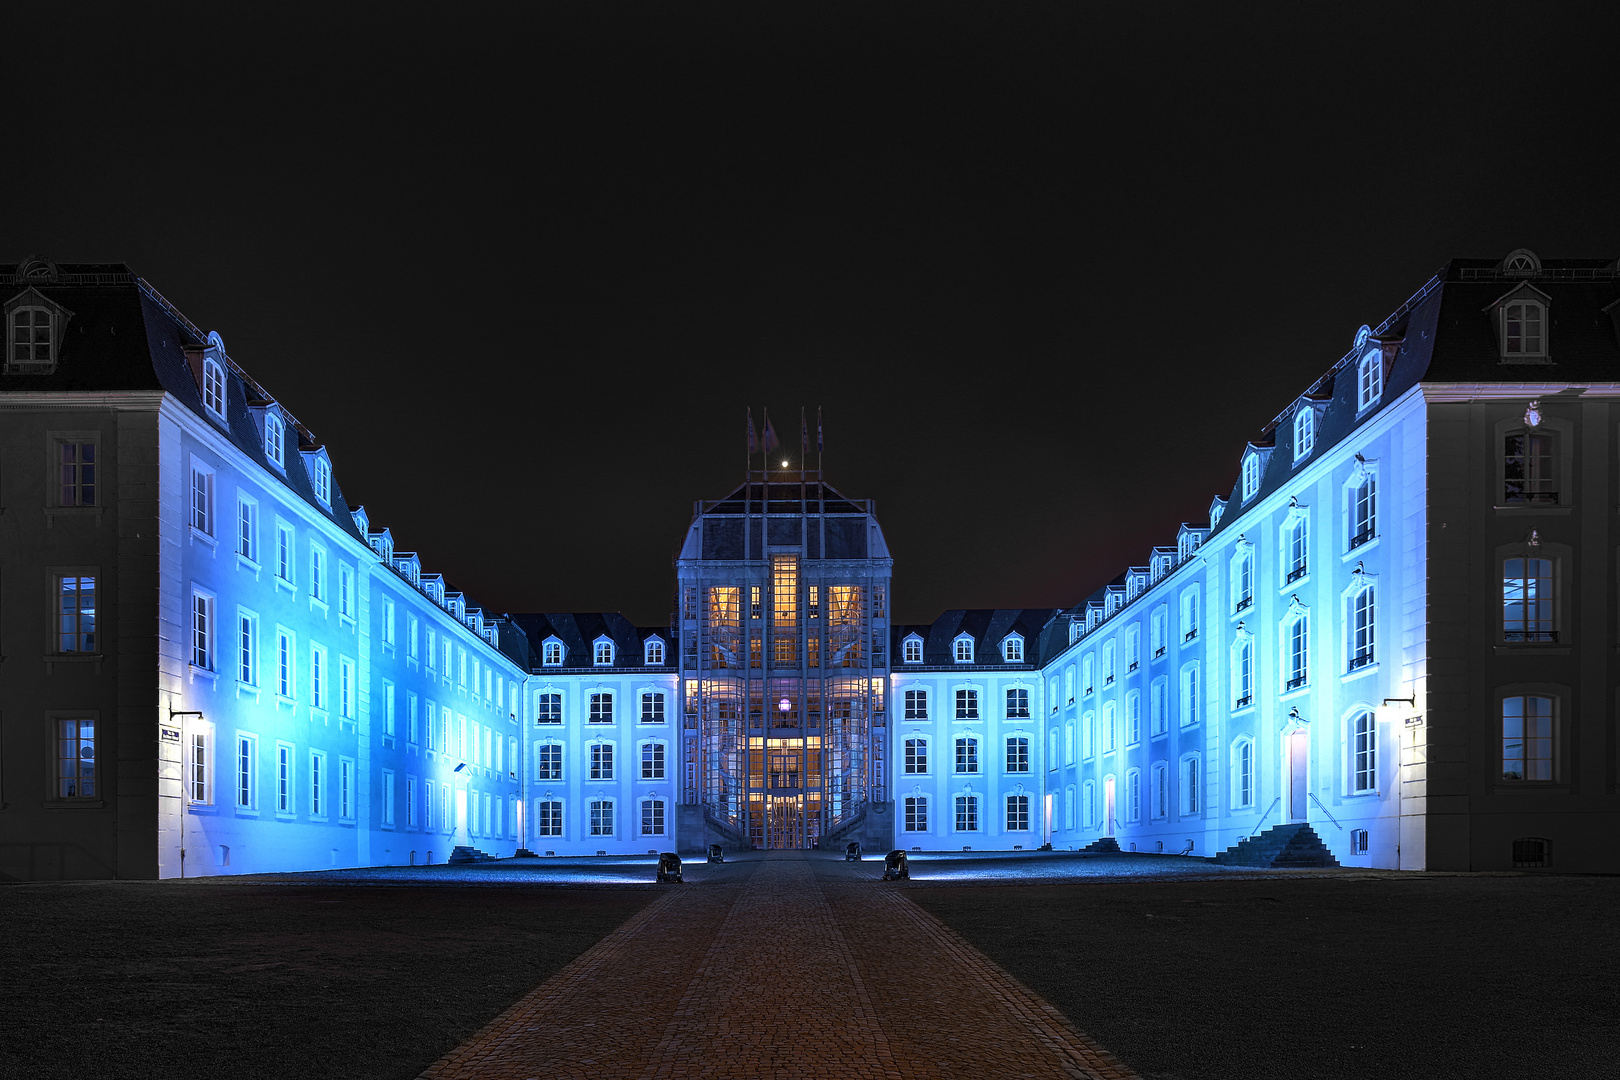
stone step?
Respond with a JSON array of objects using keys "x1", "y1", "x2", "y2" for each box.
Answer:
[{"x1": 1213, "y1": 823, "x2": 1340, "y2": 868}]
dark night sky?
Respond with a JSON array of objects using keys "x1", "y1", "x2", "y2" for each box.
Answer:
[{"x1": 6, "y1": 5, "x2": 1617, "y2": 625}]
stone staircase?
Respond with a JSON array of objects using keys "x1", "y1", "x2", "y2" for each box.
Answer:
[
  {"x1": 1080, "y1": 836, "x2": 1122, "y2": 853},
  {"x1": 1213, "y1": 823, "x2": 1340, "y2": 868},
  {"x1": 447, "y1": 845, "x2": 499, "y2": 864}
]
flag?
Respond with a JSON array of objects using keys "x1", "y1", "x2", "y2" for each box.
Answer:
[
  {"x1": 747, "y1": 408, "x2": 757, "y2": 455},
  {"x1": 817, "y1": 407, "x2": 823, "y2": 454},
  {"x1": 801, "y1": 409, "x2": 809, "y2": 456},
  {"x1": 763, "y1": 411, "x2": 780, "y2": 454}
]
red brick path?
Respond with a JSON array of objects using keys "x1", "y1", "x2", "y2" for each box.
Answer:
[{"x1": 417, "y1": 852, "x2": 1139, "y2": 1079}]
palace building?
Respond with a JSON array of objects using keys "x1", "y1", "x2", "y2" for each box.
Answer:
[{"x1": 3, "y1": 250, "x2": 1618, "y2": 878}]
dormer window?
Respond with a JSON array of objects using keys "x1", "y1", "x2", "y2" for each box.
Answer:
[
  {"x1": 265, "y1": 414, "x2": 285, "y2": 469},
  {"x1": 1505, "y1": 300, "x2": 1545, "y2": 358},
  {"x1": 594, "y1": 637, "x2": 615, "y2": 666},
  {"x1": 312, "y1": 456, "x2": 331, "y2": 506},
  {"x1": 903, "y1": 635, "x2": 923, "y2": 664},
  {"x1": 953, "y1": 635, "x2": 974, "y2": 663},
  {"x1": 1208, "y1": 498, "x2": 1226, "y2": 529},
  {"x1": 201, "y1": 358, "x2": 226, "y2": 419},
  {"x1": 1503, "y1": 248, "x2": 1540, "y2": 276},
  {"x1": 1002, "y1": 635, "x2": 1024, "y2": 663},
  {"x1": 1293, "y1": 406, "x2": 1315, "y2": 462},
  {"x1": 5, "y1": 288, "x2": 70, "y2": 374},
  {"x1": 644, "y1": 638, "x2": 665, "y2": 665},
  {"x1": 1356, "y1": 349, "x2": 1383, "y2": 411},
  {"x1": 1241, "y1": 452, "x2": 1261, "y2": 501},
  {"x1": 542, "y1": 639, "x2": 564, "y2": 666}
]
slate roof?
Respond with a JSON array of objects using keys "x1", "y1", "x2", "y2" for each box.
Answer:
[
  {"x1": 508, "y1": 613, "x2": 674, "y2": 673},
  {"x1": 891, "y1": 609, "x2": 1060, "y2": 670}
]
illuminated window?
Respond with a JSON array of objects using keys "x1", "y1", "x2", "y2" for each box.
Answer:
[
  {"x1": 202, "y1": 358, "x2": 226, "y2": 419},
  {"x1": 56, "y1": 575, "x2": 96, "y2": 653},
  {"x1": 1350, "y1": 711, "x2": 1377, "y2": 794},
  {"x1": 904, "y1": 796, "x2": 928, "y2": 832},
  {"x1": 589, "y1": 799, "x2": 614, "y2": 836},
  {"x1": 903, "y1": 738, "x2": 927, "y2": 773},
  {"x1": 1005, "y1": 737, "x2": 1029, "y2": 773},
  {"x1": 264, "y1": 414, "x2": 285, "y2": 469},
  {"x1": 954, "y1": 737, "x2": 978, "y2": 774},
  {"x1": 955, "y1": 795, "x2": 979, "y2": 832},
  {"x1": 1006, "y1": 794, "x2": 1030, "y2": 831}
]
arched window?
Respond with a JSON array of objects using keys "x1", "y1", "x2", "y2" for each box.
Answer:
[
  {"x1": 1082, "y1": 780, "x2": 1096, "y2": 828},
  {"x1": 1294, "y1": 406, "x2": 1315, "y2": 462},
  {"x1": 1005, "y1": 794, "x2": 1030, "y2": 831},
  {"x1": 1349, "y1": 585, "x2": 1376, "y2": 670},
  {"x1": 641, "y1": 798, "x2": 666, "y2": 836},
  {"x1": 1125, "y1": 769, "x2": 1141, "y2": 823},
  {"x1": 1102, "y1": 701, "x2": 1117, "y2": 753},
  {"x1": 264, "y1": 414, "x2": 285, "y2": 468},
  {"x1": 1283, "y1": 606, "x2": 1309, "y2": 692},
  {"x1": 953, "y1": 635, "x2": 974, "y2": 663},
  {"x1": 1064, "y1": 785, "x2": 1075, "y2": 829},
  {"x1": 202, "y1": 358, "x2": 226, "y2": 419},
  {"x1": 1180, "y1": 755, "x2": 1201, "y2": 814},
  {"x1": 955, "y1": 794, "x2": 979, "y2": 831},
  {"x1": 1357, "y1": 349, "x2": 1383, "y2": 411},
  {"x1": 904, "y1": 796, "x2": 928, "y2": 832},
  {"x1": 1151, "y1": 762, "x2": 1168, "y2": 819},
  {"x1": 1179, "y1": 662, "x2": 1200, "y2": 727},
  {"x1": 1349, "y1": 710, "x2": 1377, "y2": 793},
  {"x1": 954, "y1": 737, "x2": 978, "y2": 774},
  {"x1": 1284, "y1": 511, "x2": 1309, "y2": 584},
  {"x1": 1503, "y1": 557, "x2": 1555, "y2": 642},
  {"x1": 1125, "y1": 691, "x2": 1141, "y2": 744},
  {"x1": 1242, "y1": 452, "x2": 1261, "y2": 501},
  {"x1": 1232, "y1": 635, "x2": 1254, "y2": 708},
  {"x1": 644, "y1": 638, "x2": 665, "y2": 665},
  {"x1": 1232, "y1": 738, "x2": 1255, "y2": 808},
  {"x1": 1351, "y1": 471, "x2": 1378, "y2": 547},
  {"x1": 903, "y1": 737, "x2": 928, "y2": 774},
  {"x1": 1232, "y1": 548, "x2": 1254, "y2": 613},
  {"x1": 542, "y1": 640, "x2": 564, "y2": 666}
]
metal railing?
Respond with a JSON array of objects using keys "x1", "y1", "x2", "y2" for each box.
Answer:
[
  {"x1": 1251, "y1": 797, "x2": 1281, "y2": 836},
  {"x1": 1505, "y1": 630, "x2": 1559, "y2": 643},
  {"x1": 1348, "y1": 651, "x2": 1375, "y2": 671},
  {"x1": 1285, "y1": 675, "x2": 1307, "y2": 691},
  {"x1": 1349, "y1": 529, "x2": 1376, "y2": 549},
  {"x1": 1286, "y1": 565, "x2": 1308, "y2": 584},
  {"x1": 1308, "y1": 793, "x2": 1342, "y2": 829}
]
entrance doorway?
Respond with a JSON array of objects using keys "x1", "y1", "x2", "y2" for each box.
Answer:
[
  {"x1": 1287, "y1": 729, "x2": 1309, "y2": 823},
  {"x1": 1104, "y1": 776, "x2": 1116, "y2": 836},
  {"x1": 766, "y1": 795, "x2": 802, "y2": 849}
]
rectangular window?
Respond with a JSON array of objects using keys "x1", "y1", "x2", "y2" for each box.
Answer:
[
  {"x1": 1005, "y1": 688, "x2": 1029, "y2": 719},
  {"x1": 641, "y1": 742, "x2": 665, "y2": 780},
  {"x1": 1286, "y1": 616, "x2": 1309, "y2": 690},
  {"x1": 311, "y1": 645, "x2": 326, "y2": 709},
  {"x1": 1006, "y1": 794, "x2": 1030, "y2": 831},
  {"x1": 190, "y1": 464, "x2": 213, "y2": 534},
  {"x1": 538, "y1": 800, "x2": 563, "y2": 837},
  {"x1": 955, "y1": 688, "x2": 978, "y2": 720},
  {"x1": 384, "y1": 682, "x2": 396, "y2": 737},
  {"x1": 310, "y1": 545, "x2": 325, "y2": 603},
  {"x1": 277, "y1": 630, "x2": 294, "y2": 697},
  {"x1": 57, "y1": 439, "x2": 97, "y2": 506},
  {"x1": 904, "y1": 796, "x2": 928, "y2": 832},
  {"x1": 538, "y1": 693, "x2": 562, "y2": 724},
  {"x1": 408, "y1": 616, "x2": 419, "y2": 660},
  {"x1": 236, "y1": 734, "x2": 256, "y2": 809},
  {"x1": 1502, "y1": 695, "x2": 1554, "y2": 781},
  {"x1": 1503, "y1": 558, "x2": 1555, "y2": 642},
  {"x1": 277, "y1": 524, "x2": 294, "y2": 584},
  {"x1": 1181, "y1": 757, "x2": 1200, "y2": 815},
  {"x1": 237, "y1": 611, "x2": 257, "y2": 684},
  {"x1": 382, "y1": 771, "x2": 395, "y2": 826},
  {"x1": 56, "y1": 575, "x2": 96, "y2": 653},
  {"x1": 589, "y1": 693, "x2": 613, "y2": 723},
  {"x1": 339, "y1": 758, "x2": 354, "y2": 820},
  {"x1": 237, "y1": 498, "x2": 257, "y2": 561},
  {"x1": 189, "y1": 728, "x2": 211, "y2": 804},
  {"x1": 1504, "y1": 433, "x2": 1556, "y2": 504},
  {"x1": 55, "y1": 717, "x2": 96, "y2": 798},
  {"x1": 1351, "y1": 475, "x2": 1378, "y2": 546},
  {"x1": 903, "y1": 738, "x2": 927, "y2": 774},
  {"x1": 340, "y1": 657, "x2": 354, "y2": 718},
  {"x1": 1351, "y1": 711, "x2": 1377, "y2": 794},
  {"x1": 309, "y1": 752, "x2": 325, "y2": 816},
  {"x1": 408, "y1": 692, "x2": 419, "y2": 744},
  {"x1": 1350, "y1": 587, "x2": 1376, "y2": 669},
  {"x1": 277, "y1": 743, "x2": 293, "y2": 813},
  {"x1": 590, "y1": 743, "x2": 615, "y2": 781},
  {"x1": 955, "y1": 795, "x2": 979, "y2": 832},
  {"x1": 641, "y1": 692, "x2": 666, "y2": 723},
  {"x1": 406, "y1": 776, "x2": 416, "y2": 827},
  {"x1": 903, "y1": 689, "x2": 927, "y2": 720},
  {"x1": 1005, "y1": 736, "x2": 1029, "y2": 773},
  {"x1": 954, "y1": 737, "x2": 978, "y2": 774},
  {"x1": 191, "y1": 591, "x2": 214, "y2": 670},
  {"x1": 537, "y1": 743, "x2": 562, "y2": 781},
  {"x1": 641, "y1": 799, "x2": 666, "y2": 835},
  {"x1": 590, "y1": 800, "x2": 614, "y2": 836},
  {"x1": 340, "y1": 565, "x2": 354, "y2": 619}
]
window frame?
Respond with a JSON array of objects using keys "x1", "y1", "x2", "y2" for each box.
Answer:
[
  {"x1": 202, "y1": 357, "x2": 227, "y2": 420},
  {"x1": 1356, "y1": 347, "x2": 1384, "y2": 412},
  {"x1": 902, "y1": 635, "x2": 923, "y2": 664},
  {"x1": 903, "y1": 737, "x2": 928, "y2": 774}
]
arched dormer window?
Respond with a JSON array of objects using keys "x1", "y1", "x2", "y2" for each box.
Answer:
[
  {"x1": 305, "y1": 450, "x2": 332, "y2": 507},
  {"x1": 1356, "y1": 348, "x2": 1383, "y2": 412},
  {"x1": 542, "y1": 638, "x2": 565, "y2": 667},
  {"x1": 1241, "y1": 451, "x2": 1262, "y2": 502},
  {"x1": 1208, "y1": 497, "x2": 1226, "y2": 530},
  {"x1": 1502, "y1": 248, "x2": 1540, "y2": 276},
  {"x1": 1293, "y1": 405, "x2": 1315, "y2": 462},
  {"x1": 202, "y1": 358, "x2": 226, "y2": 420},
  {"x1": 593, "y1": 636, "x2": 615, "y2": 666},
  {"x1": 953, "y1": 634, "x2": 975, "y2": 663},
  {"x1": 1002, "y1": 634, "x2": 1024, "y2": 663},
  {"x1": 644, "y1": 636, "x2": 665, "y2": 665},
  {"x1": 902, "y1": 634, "x2": 924, "y2": 664},
  {"x1": 1490, "y1": 282, "x2": 1551, "y2": 363},
  {"x1": 264, "y1": 413, "x2": 285, "y2": 469}
]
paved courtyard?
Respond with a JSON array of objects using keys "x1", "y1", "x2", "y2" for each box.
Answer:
[{"x1": 417, "y1": 850, "x2": 1140, "y2": 1080}]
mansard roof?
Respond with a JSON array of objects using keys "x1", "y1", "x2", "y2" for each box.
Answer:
[
  {"x1": 890, "y1": 608, "x2": 1059, "y2": 669},
  {"x1": 508, "y1": 612, "x2": 672, "y2": 672}
]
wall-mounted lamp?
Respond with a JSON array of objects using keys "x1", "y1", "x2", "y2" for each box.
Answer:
[{"x1": 1378, "y1": 696, "x2": 1421, "y2": 728}]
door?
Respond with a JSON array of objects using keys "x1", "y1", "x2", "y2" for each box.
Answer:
[
  {"x1": 1287, "y1": 730, "x2": 1309, "y2": 822},
  {"x1": 766, "y1": 795, "x2": 802, "y2": 848},
  {"x1": 455, "y1": 788, "x2": 468, "y2": 838},
  {"x1": 1104, "y1": 776, "x2": 1116, "y2": 836}
]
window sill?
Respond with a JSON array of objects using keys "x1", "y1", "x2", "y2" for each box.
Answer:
[
  {"x1": 189, "y1": 664, "x2": 218, "y2": 686},
  {"x1": 275, "y1": 576, "x2": 296, "y2": 594},
  {"x1": 1494, "y1": 644, "x2": 1571, "y2": 656},
  {"x1": 237, "y1": 553, "x2": 262, "y2": 579},
  {"x1": 310, "y1": 707, "x2": 329, "y2": 725},
  {"x1": 1494, "y1": 782, "x2": 1569, "y2": 794},
  {"x1": 189, "y1": 526, "x2": 218, "y2": 552},
  {"x1": 234, "y1": 808, "x2": 260, "y2": 818},
  {"x1": 1342, "y1": 537, "x2": 1380, "y2": 561},
  {"x1": 276, "y1": 694, "x2": 298, "y2": 710},
  {"x1": 1493, "y1": 504, "x2": 1572, "y2": 516},
  {"x1": 310, "y1": 598, "x2": 329, "y2": 615},
  {"x1": 1281, "y1": 571, "x2": 1310, "y2": 591},
  {"x1": 42, "y1": 799, "x2": 106, "y2": 809},
  {"x1": 44, "y1": 653, "x2": 105, "y2": 675},
  {"x1": 340, "y1": 614, "x2": 356, "y2": 631},
  {"x1": 1341, "y1": 662, "x2": 1380, "y2": 683},
  {"x1": 1279, "y1": 684, "x2": 1312, "y2": 702},
  {"x1": 44, "y1": 506, "x2": 105, "y2": 527},
  {"x1": 236, "y1": 681, "x2": 261, "y2": 702}
]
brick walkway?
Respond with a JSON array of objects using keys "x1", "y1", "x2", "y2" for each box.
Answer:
[{"x1": 417, "y1": 852, "x2": 1139, "y2": 1080}]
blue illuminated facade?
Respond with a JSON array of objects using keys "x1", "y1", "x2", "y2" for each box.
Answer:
[{"x1": 4, "y1": 250, "x2": 1619, "y2": 877}]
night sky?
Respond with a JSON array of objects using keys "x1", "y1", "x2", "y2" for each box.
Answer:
[{"x1": 7, "y1": 6, "x2": 1617, "y2": 626}]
